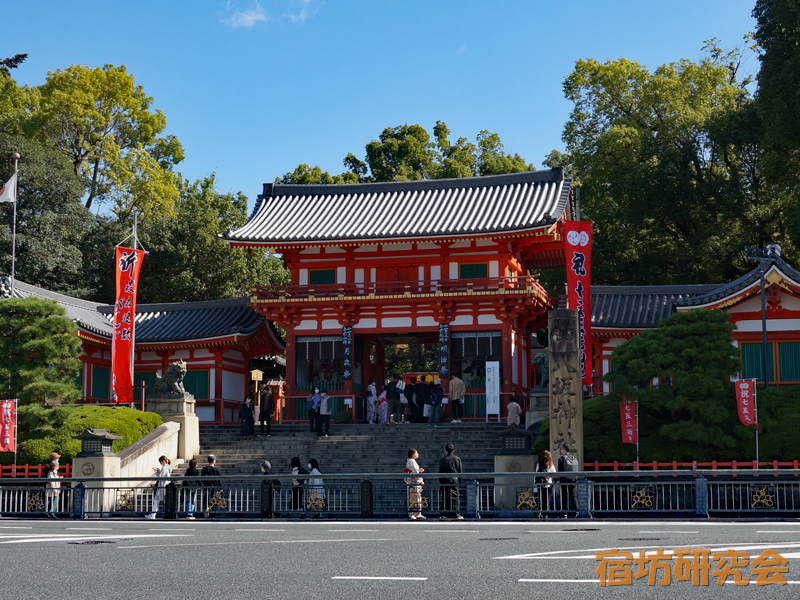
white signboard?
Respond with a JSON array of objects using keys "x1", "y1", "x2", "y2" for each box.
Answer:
[{"x1": 485, "y1": 361, "x2": 500, "y2": 421}]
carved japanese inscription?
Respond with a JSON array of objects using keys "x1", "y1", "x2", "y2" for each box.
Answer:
[{"x1": 548, "y1": 309, "x2": 583, "y2": 467}]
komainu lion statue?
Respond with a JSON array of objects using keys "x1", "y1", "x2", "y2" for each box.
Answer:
[
  {"x1": 532, "y1": 352, "x2": 549, "y2": 390},
  {"x1": 153, "y1": 360, "x2": 188, "y2": 395}
]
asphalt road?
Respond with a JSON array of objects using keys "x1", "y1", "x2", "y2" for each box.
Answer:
[{"x1": 3, "y1": 518, "x2": 800, "y2": 599}]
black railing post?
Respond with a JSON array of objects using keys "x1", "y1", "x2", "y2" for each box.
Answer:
[
  {"x1": 360, "y1": 480, "x2": 373, "y2": 517},
  {"x1": 72, "y1": 483, "x2": 85, "y2": 519},
  {"x1": 466, "y1": 480, "x2": 478, "y2": 519},
  {"x1": 260, "y1": 481, "x2": 273, "y2": 518},
  {"x1": 695, "y1": 476, "x2": 709, "y2": 518},
  {"x1": 164, "y1": 482, "x2": 177, "y2": 519}
]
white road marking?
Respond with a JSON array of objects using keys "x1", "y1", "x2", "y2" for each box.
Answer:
[
  {"x1": 519, "y1": 579, "x2": 597, "y2": 583},
  {"x1": 0, "y1": 526, "x2": 32, "y2": 529},
  {"x1": 757, "y1": 530, "x2": 800, "y2": 534},
  {"x1": 332, "y1": 577, "x2": 427, "y2": 581},
  {"x1": 118, "y1": 538, "x2": 391, "y2": 549},
  {"x1": 496, "y1": 541, "x2": 800, "y2": 560},
  {"x1": 66, "y1": 527, "x2": 113, "y2": 531},
  {"x1": 638, "y1": 531, "x2": 698, "y2": 534},
  {"x1": 0, "y1": 533, "x2": 192, "y2": 545}
]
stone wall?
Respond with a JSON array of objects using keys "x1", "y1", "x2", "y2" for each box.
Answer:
[{"x1": 118, "y1": 421, "x2": 181, "y2": 481}]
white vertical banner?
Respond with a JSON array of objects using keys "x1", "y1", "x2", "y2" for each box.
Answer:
[{"x1": 485, "y1": 360, "x2": 500, "y2": 421}]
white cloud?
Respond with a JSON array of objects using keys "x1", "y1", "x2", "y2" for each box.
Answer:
[
  {"x1": 284, "y1": 0, "x2": 318, "y2": 24},
  {"x1": 224, "y1": 1, "x2": 270, "y2": 28},
  {"x1": 457, "y1": 45, "x2": 467, "y2": 55}
]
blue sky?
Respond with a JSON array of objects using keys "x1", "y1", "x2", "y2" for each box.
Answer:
[{"x1": 5, "y1": 1, "x2": 757, "y2": 212}]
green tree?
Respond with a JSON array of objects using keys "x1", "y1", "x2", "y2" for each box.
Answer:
[
  {"x1": 0, "y1": 297, "x2": 82, "y2": 405},
  {"x1": 0, "y1": 53, "x2": 27, "y2": 76},
  {"x1": 282, "y1": 121, "x2": 535, "y2": 184},
  {"x1": 554, "y1": 41, "x2": 789, "y2": 285},
  {"x1": 134, "y1": 175, "x2": 289, "y2": 304},
  {"x1": 0, "y1": 135, "x2": 94, "y2": 296},
  {"x1": 604, "y1": 309, "x2": 743, "y2": 461},
  {"x1": 24, "y1": 64, "x2": 183, "y2": 215}
]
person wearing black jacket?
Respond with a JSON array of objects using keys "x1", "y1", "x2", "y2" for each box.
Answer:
[
  {"x1": 183, "y1": 458, "x2": 201, "y2": 520},
  {"x1": 200, "y1": 455, "x2": 222, "y2": 518},
  {"x1": 438, "y1": 443, "x2": 463, "y2": 519},
  {"x1": 258, "y1": 391, "x2": 275, "y2": 437},
  {"x1": 386, "y1": 374, "x2": 403, "y2": 424},
  {"x1": 240, "y1": 397, "x2": 255, "y2": 440}
]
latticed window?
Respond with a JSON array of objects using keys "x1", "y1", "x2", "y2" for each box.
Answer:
[
  {"x1": 183, "y1": 370, "x2": 209, "y2": 399},
  {"x1": 309, "y1": 269, "x2": 336, "y2": 285},
  {"x1": 459, "y1": 263, "x2": 488, "y2": 279}
]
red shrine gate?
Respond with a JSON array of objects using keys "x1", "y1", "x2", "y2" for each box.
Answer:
[{"x1": 224, "y1": 169, "x2": 575, "y2": 421}]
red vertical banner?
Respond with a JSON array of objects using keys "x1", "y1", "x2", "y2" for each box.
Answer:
[
  {"x1": 565, "y1": 221, "x2": 593, "y2": 385},
  {"x1": 735, "y1": 380, "x2": 757, "y2": 427},
  {"x1": 112, "y1": 246, "x2": 144, "y2": 403},
  {"x1": 0, "y1": 399, "x2": 16, "y2": 452},
  {"x1": 619, "y1": 399, "x2": 638, "y2": 445}
]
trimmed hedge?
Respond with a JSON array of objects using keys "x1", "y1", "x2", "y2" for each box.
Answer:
[
  {"x1": 534, "y1": 386, "x2": 800, "y2": 463},
  {"x1": 334, "y1": 409, "x2": 352, "y2": 424},
  {"x1": 0, "y1": 405, "x2": 163, "y2": 466}
]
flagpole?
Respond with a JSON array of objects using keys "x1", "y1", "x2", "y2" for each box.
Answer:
[
  {"x1": 13, "y1": 399, "x2": 18, "y2": 478},
  {"x1": 10, "y1": 152, "x2": 18, "y2": 296},
  {"x1": 635, "y1": 398, "x2": 640, "y2": 471},
  {"x1": 130, "y1": 208, "x2": 138, "y2": 408},
  {"x1": 754, "y1": 378, "x2": 759, "y2": 470}
]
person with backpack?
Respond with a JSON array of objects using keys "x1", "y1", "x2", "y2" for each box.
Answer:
[
  {"x1": 183, "y1": 458, "x2": 201, "y2": 519},
  {"x1": 557, "y1": 443, "x2": 579, "y2": 514}
]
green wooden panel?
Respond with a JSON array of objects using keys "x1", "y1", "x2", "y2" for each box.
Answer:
[
  {"x1": 184, "y1": 370, "x2": 209, "y2": 399},
  {"x1": 134, "y1": 371, "x2": 156, "y2": 399},
  {"x1": 742, "y1": 342, "x2": 775, "y2": 383},
  {"x1": 779, "y1": 342, "x2": 800, "y2": 382},
  {"x1": 92, "y1": 366, "x2": 110, "y2": 400},
  {"x1": 459, "y1": 263, "x2": 488, "y2": 279},
  {"x1": 309, "y1": 269, "x2": 336, "y2": 285}
]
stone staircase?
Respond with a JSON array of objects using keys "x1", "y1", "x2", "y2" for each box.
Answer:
[{"x1": 186, "y1": 422, "x2": 509, "y2": 477}]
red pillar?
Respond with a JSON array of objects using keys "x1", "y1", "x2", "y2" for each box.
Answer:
[{"x1": 285, "y1": 329, "x2": 297, "y2": 420}]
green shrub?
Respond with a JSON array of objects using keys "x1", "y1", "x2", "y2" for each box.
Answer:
[
  {"x1": 334, "y1": 409, "x2": 352, "y2": 424},
  {"x1": 0, "y1": 405, "x2": 163, "y2": 465}
]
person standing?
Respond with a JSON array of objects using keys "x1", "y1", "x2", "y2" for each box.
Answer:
[
  {"x1": 307, "y1": 458, "x2": 326, "y2": 518},
  {"x1": 182, "y1": 458, "x2": 200, "y2": 519},
  {"x1": 506, "y1": 395, "x2": 522, "y2": 426},
  {"x1": 378, "y1": 387, "x2": 389, "y2": 424},
  {"x1": 45, "y1": 461, "x2": 61, "y2": 518},
  {"x1": 557, "y1": 443, "x2": 579, "y2": 514},
  {"x1": 366, "y1": 378, "x2": 378, "y2": 424},
  {"x1": 146, "y1": 455, "x2": 172, "y2": 519},
  {"x1": 290, "y1": 456, "x2": 309, "y2": 518},
  {"x1": 258, "y1": 389, "x2": 275, "y2": 438},
  {"x1": 405, "y1": 448, "x2": 426, "y2": 520},
  {"x1": 415, "y1": 375, "x2": 431, "y2": 419},
  {"x1": 307, "y1": 387, "x2": 322, "y2": 432},
  {"x1": 201, "y1": 454, "x2": 222, "y2": 518},
  {"x1": 386, "y1": 374, "x2": 403, "y2": 424},
  {"x1": 240, "y1": 397, "x2": 255, "y2": 440},
  {"x1": 260, "y1": 461, "x2": 281, "y2": 518},
  {"x1": 438, "y1": 443, "x2": 463, "y2": 519},
  {"x1": 316, "y1": 391, "x2": 332, "y2": 437},
  {"x1": 535, "y1": 450, "x2": 556, "y2": 512},
  {"x1": 427, "y1": 379, "x2": 444, "y2": 428},
  {"x1": 449, "y1": 374, "x2": 466, "y2": 423}
]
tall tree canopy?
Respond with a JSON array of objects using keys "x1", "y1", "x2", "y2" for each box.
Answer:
[
  {"x1": 0, "y1": 297, "x2": 83, "y2": 406},
  {"x1": 278, "y1": 121, "x2": 535, "y2": 184},
  {"x1": 552, "y1": 41, "x2": 790, "y2": 285}
]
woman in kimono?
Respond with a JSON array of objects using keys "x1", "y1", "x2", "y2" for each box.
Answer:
[
  {"x1": 366, "y1": 379, "x2": 378, "y2": 424},
  {"x1": 308, "y1": 458, "x2": 326, "y2": 518}
]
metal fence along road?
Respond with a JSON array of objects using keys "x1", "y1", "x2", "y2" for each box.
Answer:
[{"x1": 1, "y1": 470, "x2": 798, "y2": 520}]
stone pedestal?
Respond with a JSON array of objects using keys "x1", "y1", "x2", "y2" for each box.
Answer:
[
  {"x1": 493, "y1": 455, "x2": 536, "y2": 511},
  {"x1": 147, "y1": 393, "x2": 200, "y2": 461},
  {"x1": 548, "y1": 309, "x2": 584, "y2": 468},
  {"x1": 72, "y1": 428, "x2": 123, "y2": 517}
]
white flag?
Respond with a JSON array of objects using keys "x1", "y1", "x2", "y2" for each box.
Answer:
[{"x1": 0, "y1": 172, "x2": 16, "y2": 203}]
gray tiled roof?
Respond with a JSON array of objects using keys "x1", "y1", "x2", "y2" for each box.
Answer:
[
  {"x1": 675, "y1": 256, "x2": 800, "y2": 307},
  {"x1": 223, "y1": 168, "x2": 572, "y2": 245},
  {"x1": 1, "y1": 276, "x2": 282, "y2": 347},
  {"x1": 592, "y1": 284, "x2": 721, "y2": 329}
]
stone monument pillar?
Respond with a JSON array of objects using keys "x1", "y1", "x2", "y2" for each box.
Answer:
[
  {"x1": 146, "y1": 360, "x2": 200, "y2": 461},
  {"x1": 548, "y1": 309, "x2": 583, "y2": 468},
  {"x1": 71, "y1": 428, "x2": 122, "y2": 517}
]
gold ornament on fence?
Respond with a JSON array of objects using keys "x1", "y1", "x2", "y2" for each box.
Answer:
[
  {"x1": 631, "y1": 488, "x2": 653, "y2": 509},
  {"x1": 751, "y1": 487, "x2": 775, "y2": 509},
  {"x1": 517, "y1": 488, "x2": 539, "y2": 510},
  {"x1": 306, "y1": 491, "x2": 326, "y2": 511},
  {"x1": 28, "y1": 492, "x2": 45, "y2": 511},
  {"x1": 208, "y1": 489, "x2": 228, "y2": 510},
  {"x1": 408, "y1": 490, "x2": 429, "y2": 510},
  {"x1": 116, "y1": 491, "x2": 134, "y2": 511}
]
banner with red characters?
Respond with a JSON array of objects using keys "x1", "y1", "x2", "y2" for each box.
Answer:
[
  {"x1": 620, "y1": 399, "x2": 638, "y2": 445},
  {"x1": 565, "y1": 221, "x2": 593, "y2": 386},
  {"x1": 0, "y1": 399, "x2": 17, "y2": 452},
  {"x1": 111, "y1": 246, "x2": 144, "y2": 403},
  {"x1": 735, "y1": 379, "x2": 757, "y2": 428}
]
